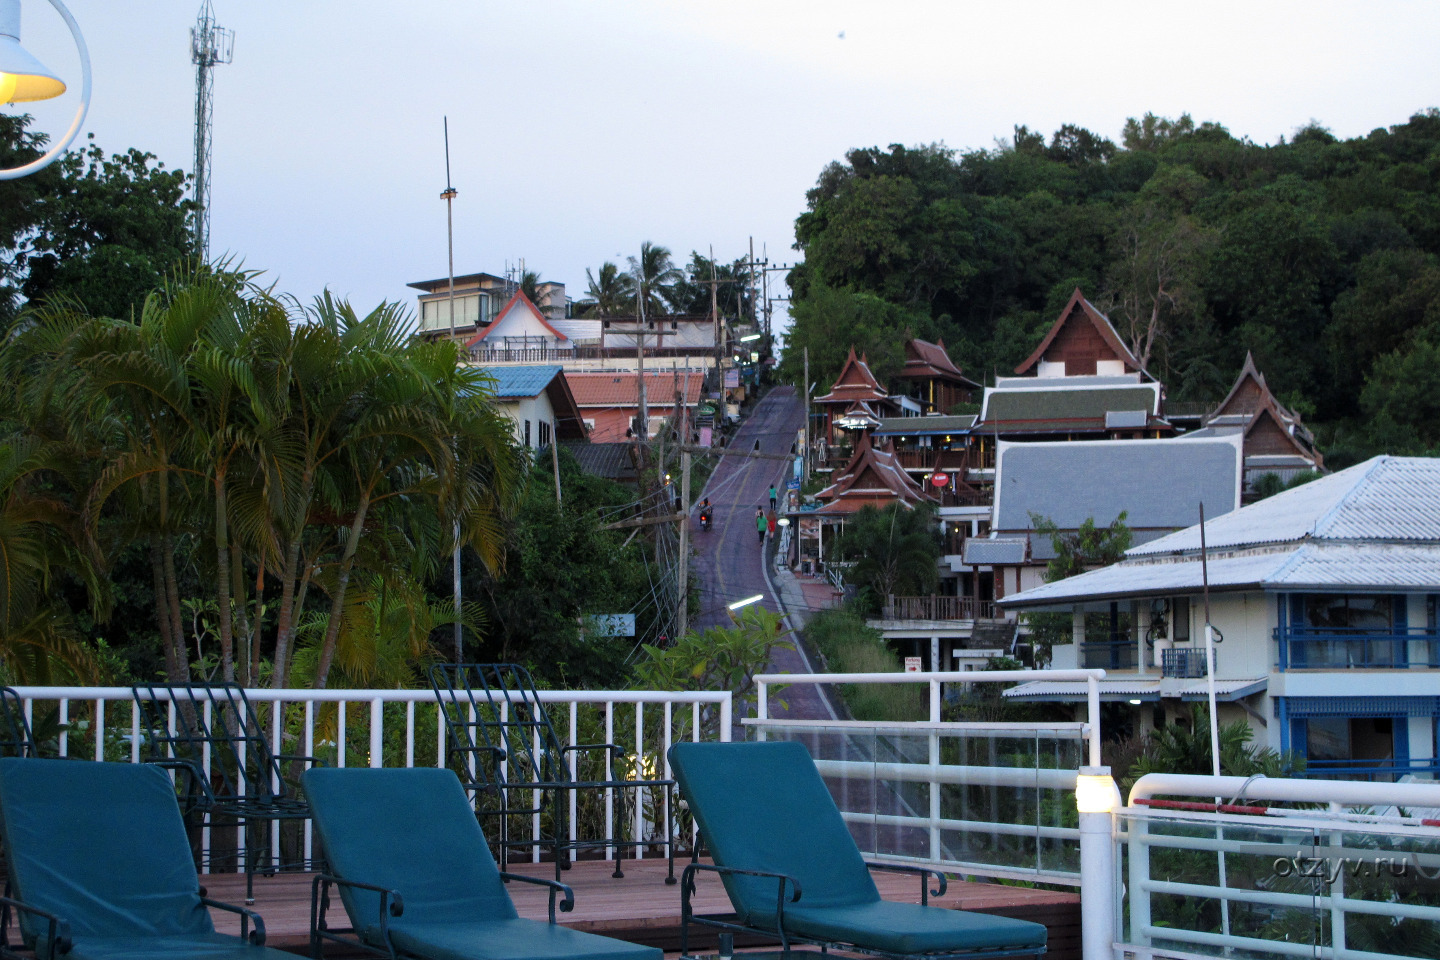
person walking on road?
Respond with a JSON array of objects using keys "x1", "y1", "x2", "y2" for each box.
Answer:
[
  {"x1": 766, "y1": 510, "x2": 777, "y2": 540},
  {"x1": 755, "y1": 506, "x2": 766, "y2": 545},
  {"x1": 768, "y1": 484, "x2": 777, "y2": 511}
]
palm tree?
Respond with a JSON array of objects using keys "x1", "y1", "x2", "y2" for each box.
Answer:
[
  {"x1": 583, "y1": 262, "x2": 635, "y2": 317},
  {"x1": 834, "y1": 503, "x2": 941, "y2": 613},
  {"x1": 628, "y1": 242, "x2": 683, "y2": 317}
]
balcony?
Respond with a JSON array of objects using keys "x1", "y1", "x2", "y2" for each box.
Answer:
[
  {"x1": 1080, "y1": 639, "x2": 1137, "y2": 670},
  {"x1": 893, "y1": 449, "x2": 971, "y2": 471},
  {"x1": 1275, "y1": 627, "x2": 1439, "y2": 669},
  {"x1": 1297, "y1": 757, "x2": 1440, "y2": 782},
  {"x1": 881, "y1": 595, "x2": 998, "y2": 621}
]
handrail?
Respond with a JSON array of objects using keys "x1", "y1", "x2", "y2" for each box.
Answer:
[{"x1": 1128, "y1": 771, "x2": 1440, "y2": 809}]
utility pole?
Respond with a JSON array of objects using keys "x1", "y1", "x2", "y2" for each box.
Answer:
[
  {"x1": 440, "y1": 117, "x2": 462, "y2": 661},
  {"x1": 635, "y1": 253, "x2": 648, "y2": 465},
  {"x1": 709, "y1": 244, "x2": 721, "y2": 375},
  {"x1": 551, "y1": 421, "x2": 562, "y2": 506},
  {"x1": 803, "y1": 346, "x2": 811, "y2": 482},
  {"x1": 678, "y1": 450, "x2": 691, "y2": 639}
]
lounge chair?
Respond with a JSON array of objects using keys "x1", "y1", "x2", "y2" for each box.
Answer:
[
  {"x1": 0, "y1": 757, "x2": 293, "y2": 960},
  {"x1": 667, "y1": 740, "x2": 1048, "y2": 959},
  {"x1": 304, "y1": 766, "x2": 664, "y2": 960}
]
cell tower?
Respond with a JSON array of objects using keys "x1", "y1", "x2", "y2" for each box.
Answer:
[{"x1": 191, "y1": 1, "x2": 233, "y2": 261}]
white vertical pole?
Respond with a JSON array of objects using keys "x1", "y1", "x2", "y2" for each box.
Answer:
[
  {"x1": 720, "y1": 694, "x2": 732, "y2": 743},
  {"x1": 1078, "y1": 768, "x2": 1118, "y2": 960},
  {"x1": 635, "y1": 701, "x2": 645, "y2": 858},
  {"x1": 337, "y1": 701, "x2": 346, "y2": 768},
  {"x1": 304, "y1": 700, "x2": 314, "y2": 862},
  {"x1": 93, "y1": 699, "x2": 104, "y2": 761},
  {"x1": 604, "y1": 703, "x2": 615, "y2": 862},
  {"x1": 369, "y1": 699, "x2": 383, "y2": 768},
  {"x1": 1087, "y1": 676, "x2": 1102, "y2": 768},
  {"x1": 405, "y1": 701, "x2": 415, "y2": 768}
]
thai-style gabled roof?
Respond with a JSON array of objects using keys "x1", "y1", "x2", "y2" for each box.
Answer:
[
  {"x1": 463, "y1": 288, "x2": 570, "y2": 349},
  {"x1": 814, "y1": 432, "x2": 936, "y2": 515},
  {"x1": 1208, "y1": 352, "x2": 1322, "y2": 462},
  {"x1": 814, "y1": 347, "x2": 890, "y2": 405},
  {"x1": 898, "y1": 338, "x2": 981, "y2": 388},
  {"x1": 1014, "y1": 288, "x2": 1145, "y2": 377}
]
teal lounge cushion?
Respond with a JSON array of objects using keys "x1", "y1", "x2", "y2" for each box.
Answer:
[
  {"x1": 64, "y1": 932, "x2": 290, "y2": 960},
  {"x1": 304, "y1": 767, "x2": 517, "y2": 938},
  {"x1": 0, "y1": 758, "x2": 213, "y2": 943},
  {"x1": 785, "y1": 901, "x2": 1048, "y2": 953},
  {"x1": 667, "y1": 741, "x2": 877, "y2": 923},
  {"x1": 388, "y1": 919, "x2": 661, "y2": 960}
]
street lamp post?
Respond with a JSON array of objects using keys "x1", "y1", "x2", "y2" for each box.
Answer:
[{"x1": 0, "y1": 0, "x2": 90, "y2": 180}]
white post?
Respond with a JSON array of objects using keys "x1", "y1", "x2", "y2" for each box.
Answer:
[
  {"x1": 369, "y1": 698, "x2": 383, "y2": 768},
  {"x1": 1076, "y1": 766, "x2": 1119, "y2": 960},
  {"x1": 1086, "y1": 675, "x2": 1102, "y2": 768}
]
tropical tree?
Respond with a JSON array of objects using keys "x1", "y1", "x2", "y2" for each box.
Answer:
[
  {"x1": 832, "y1": 503, "x2": 940, "y2": 614},
  {"x1": 582, "y1": 261, "x2": 635, "y2": 317},
  {"x1": 627, "y1": 242, "x2": 683, "y2": 316}
]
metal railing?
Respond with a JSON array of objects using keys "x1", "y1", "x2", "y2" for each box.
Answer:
[
  {"x1": 751, "y1": 670, "x2": 1105, "y2": 885},
  {"x1": 8, "y1": 685, "x2": 731, "y2": 872},
  {"x1": 1161, "y1": 647, "x2": 1212, "y2": 678},
  {"x1": 1275, "y1": 627, "x2": 1439, "y2": 670},
  {"x1": 881, "y1": 596, "x2": 999, "y2": 622},
  {"x1": 1121, "y1": 773, "x2": 1440, "y2": 960}
]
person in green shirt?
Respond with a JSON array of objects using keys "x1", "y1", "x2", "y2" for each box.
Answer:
[{"x1": 755, "y1": 506, "x2": 765, "y2": 544}]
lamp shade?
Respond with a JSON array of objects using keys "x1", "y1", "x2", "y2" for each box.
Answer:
[{"x1": 0, "y1": 0, "x2": 67, "y2": 103}]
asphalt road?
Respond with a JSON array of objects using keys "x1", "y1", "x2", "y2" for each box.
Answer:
[{"x1": 689, "y1": 386, "x2": 831, "y2": 721}]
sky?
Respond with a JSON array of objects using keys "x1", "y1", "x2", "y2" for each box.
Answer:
[{"x1": 12, "y1": 0, "x2": 1440, "y2": 337}]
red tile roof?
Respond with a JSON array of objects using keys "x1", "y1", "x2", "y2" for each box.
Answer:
[
  {"x1": 566, "y1": 371, "x2": 705, "y2": 407},
  {"x1": 463, "y1": 288, "x2": 569, "y2": 349}
]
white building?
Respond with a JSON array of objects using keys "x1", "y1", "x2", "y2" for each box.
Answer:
[{"x1": 1000, "y1": 455, "x2": 1440, "y2": 781}]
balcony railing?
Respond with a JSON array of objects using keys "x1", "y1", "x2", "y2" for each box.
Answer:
[
  {"x1": 1161, "y1": 647, "x2": 1213, "y2": 678},
  {"x1": 893, "y1": 449, "x2": 971, "y2": 471},
  {"x1": 467, "y1": 343, "x2": 717, "y2": 364},
  {"x1": 881, "y1": 595, "x2": 998, "y2": 621},
  {"x1": 1297, "y1": 757, "x2": 1440, "y2": 782},
  {"x1": 1275, "y1": 627, "x2": 1439, "y2": 669},
  {"x1": 1081, "y1": 639, "x2": 1137, "y2": 670}
]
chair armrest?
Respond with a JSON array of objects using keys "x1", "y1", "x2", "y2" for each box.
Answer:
[
  {"x1": 200, "y1": 896, "x2": 267, "y2": 945},
  {"x1": 142, "y1": 757, "x2": 216, "y2": 811},
  {"x1": 681, "y1": 861, "x2": 802, "y2": 936},
  {"x1": 273, "y1": 752, "x2": 324, "y2": 768},
  {"x1": 864, "y1": 861, "x2": 947, "y2": 905},
  {"x1": 0, "y1": 895, "x2": 72, "y2": 958},
  {"x1": 499, "y1": 872, "x2": 574, "y2": 923},
  {"x1": 311, "y1": 873, "x2": 404, "y2": 945},
  {"x1": 562, "y1": 742, "x2": 625, "y2": 758}
]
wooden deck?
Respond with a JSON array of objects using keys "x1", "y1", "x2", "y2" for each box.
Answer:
[{"x1": 203, "y1": 859, "x2": 1079, "y2": 959}]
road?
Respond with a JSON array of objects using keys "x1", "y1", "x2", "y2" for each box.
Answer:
[{"x1": 688, "y1": 386, "x2": 832, "y2": 721}]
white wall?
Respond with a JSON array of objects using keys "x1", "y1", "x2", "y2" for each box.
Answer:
[{"x1": 494, "y1": 392, "x2": 557, "y2": 450}]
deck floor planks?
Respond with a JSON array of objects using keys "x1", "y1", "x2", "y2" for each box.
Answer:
[{"x1": 204, "y1": 859, "x2": 1078, "y2": 959}]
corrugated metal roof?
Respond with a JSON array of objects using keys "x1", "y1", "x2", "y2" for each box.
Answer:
[
  {"x1": 962, "y1": 537, "x2": 1028, "y2": 565},
  {"x1": 1131, "y1": 456, "x2": 1440, "y2": 555},
  {"x1": 872, "y1": 415, "x2": 977, "y2": 436},
  {"x1": 483, "y1": 365, "x2": 562, "y2": 398},
  {"x1": 993, "y1": 436, "x2": 1242, "y2": 533},
  {"x1": 982, "y1": 384, "x2": 1158, "y2": 425},
  {"x1": 1002, "y1": 677, "x2": 1266, "y2": 702},
  {"x1": 1000, "y1": 542, "x2": 1440, "y2": 608}
]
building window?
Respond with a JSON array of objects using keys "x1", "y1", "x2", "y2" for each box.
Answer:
[
  {"x1": 524, "y1": 420, "x2": 531, "y2": 448},
  {"x1": 539, "y1": 420, "x2": 551, "y2": 446},
  {"x1": 419, "y1": 293, "x2": 485, "y2": 331}
]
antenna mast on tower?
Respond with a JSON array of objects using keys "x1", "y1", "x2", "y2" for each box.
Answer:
[{"x1": 191, "y1": 1, "x2": 233, "y2": 261}]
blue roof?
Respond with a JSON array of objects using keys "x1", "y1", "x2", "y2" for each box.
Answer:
[{"x1": 483, "y1": 365, "x2": 562, "y2": 399}]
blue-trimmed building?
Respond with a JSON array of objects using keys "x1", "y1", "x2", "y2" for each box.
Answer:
[{"x1": 998, "y1": 456, "x2": 1440, "y2": 782}]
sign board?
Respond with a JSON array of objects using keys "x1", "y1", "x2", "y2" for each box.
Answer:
[
  {"x1": 930, "y1": 472, "x2": 949, "y2": 488},
  {"x1": 588, "y1": 614, "x2": 636, "y2": 638},
  {"x1": 904, "y1": 656, "x2": 923, "y2": 673},
  {"x1": 724, "y1": 370, "x2": 740, "y2": 388},
  {"x1": 786, "y1": 479, "x2": 801, "y2": 491}
]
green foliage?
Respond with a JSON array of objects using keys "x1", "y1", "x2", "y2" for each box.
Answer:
[
  {"x1": 467, "y1": 448, "x2": 659, "y2": 688},
  {"x1": 785, "y1": 110, "x2": 1440, "y2": 456},
  {"x1": 1031, "y1": 512, "x2": 1132, "y2": 582},
  {"x1": 631, "y1": 605, "x2": 792, "y2": 728},
  {"x1": 803, "y1": 608, "x2": 923, "y2": 721},
  {"x1": 775, "y1": 279, "x2": 933, "y2": 390},
  {"x1": 1119, "y1": 704, "x2": 1304, "y2": 791},
  {"x1": 832, "y1": 502, "x2": 941, "y2": 615}
]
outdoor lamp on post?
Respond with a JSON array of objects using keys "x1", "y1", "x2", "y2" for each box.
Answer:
[
  {"x1": 0, "y1": 0, "x2": 91, "y2": 180},
  {"x1": 1075, "y1": 765, "x2": 1119, "y2": 960}
]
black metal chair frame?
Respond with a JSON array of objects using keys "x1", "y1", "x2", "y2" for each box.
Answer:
[
  {"x1": 131, "y1": 682, "x2": 320, "y2": 903},
  {"x1": 429, "y1": 663, "x2": 676, "y2": 884},
  {"x1": 0, "y1": 689, "x2": 35, "y2": 761}
]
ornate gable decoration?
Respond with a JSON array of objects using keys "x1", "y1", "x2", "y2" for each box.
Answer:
[
  {"x1": 815, "y1": 432, "x2": 936, "y2": 514},
  {"x1": 814, "y1": 347, "x2": 890, "y2": 405}
]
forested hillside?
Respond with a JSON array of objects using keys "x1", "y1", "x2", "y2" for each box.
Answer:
[{"x1": 779, "y1": 111, "x2": 1440, "y2": 467}]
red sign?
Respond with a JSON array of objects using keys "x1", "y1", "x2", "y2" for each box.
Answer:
[{"x1": 930, "y1": 472, "x2": 949, "y2": 488}]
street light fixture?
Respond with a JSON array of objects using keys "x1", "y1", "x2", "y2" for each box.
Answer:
[
  {"x1": 0, "y1": 0, "x2": 90, "y2": 180},
  {"x1": 727, "y1": 594, "x2": 763, "y2": 611},
  {"x1": 739, "y1": 333, "x2": 761, "y2": 343}
]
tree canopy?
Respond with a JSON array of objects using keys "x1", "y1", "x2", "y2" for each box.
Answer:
[{"x1": 785, "y1": 110, "x2": 1440, "y2": 462}]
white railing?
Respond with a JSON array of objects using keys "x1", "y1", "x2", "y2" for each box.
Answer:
[
  {"x1": 749, "y1": 670, "x2": 1105, "y2": 885},
  {"x1": 10, "y1": 685, "x2": 731, "y2": 872},
  {"x1": 1120, "y1": 773, "x2": 1440, "y2": 960}
]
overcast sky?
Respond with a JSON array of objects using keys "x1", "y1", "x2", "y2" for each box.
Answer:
[{"x1": 13, "y1": 1, "x2": 1440, "y2": 335}]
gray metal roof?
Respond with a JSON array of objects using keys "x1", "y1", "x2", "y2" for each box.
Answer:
[
  {"x1": 1104, "y1": 409, "x2": 1148, "y2": 429},
  {"x1": 962, "y1": 537, "x2": 1028, "y2": 565},
  {"x1": 993, "y1": 436, "x2": 1243, "y2": 533},
  {"x1": 872, "y1": 415, "x2": 976, "y2": 436},
  {"x1": 482, "y1": 365, "x2": 563, "y2": 398},
  {"x1": 981, "y1": 383, "x2": 1159, "y2": 425},
  {"x1": 1131, "y1": 456, "x2": 1440, "y2": 555},
  {"x1": 1002, "y1": 677, "x2": 1267, "y2": 702},
  {"x1": 999, "y1": 542, "x2": 1440, "y2": 609}
]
